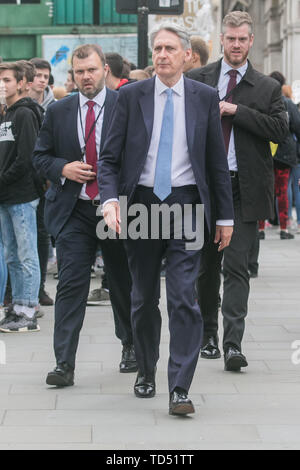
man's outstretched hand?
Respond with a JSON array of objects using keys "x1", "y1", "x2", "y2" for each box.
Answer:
[
  {"x1": 214, "y1": 225, "x2": 233, "y2": 252},
  {"x1": 103, "y1": 201, "x2": 121, "y2": 235}
]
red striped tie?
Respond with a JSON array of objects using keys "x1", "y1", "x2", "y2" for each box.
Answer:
[{"x1": 85, "y1": 100, "x2": 98, "y2": 200}]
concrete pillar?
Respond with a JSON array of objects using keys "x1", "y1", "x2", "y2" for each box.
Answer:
[
  {"x1": 210, "y1": 0, "x2": 223, "y2": 61},
  {"x1": 282, "y1": 0, "x2": 300, "y2": 84},
  {"x1": 263, "y1": 0, "x2": 282, "y2": 75},
  {"x1": 248, "y1": 0, "x2": 265, "y2": 71}
]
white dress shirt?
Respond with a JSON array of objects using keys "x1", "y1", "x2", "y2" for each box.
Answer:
[
  {"x1": 217, "y1": 59, "x2": 248, "y2": 171},
  {"x1": 139, "y1": 75, "x2": 196, "y2": 187},
  {"x1": 61, "y1": 88, "x2": 106, "y2": 200}
]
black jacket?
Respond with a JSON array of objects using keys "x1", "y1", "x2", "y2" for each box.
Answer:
[
  {"x1": 186, "y1": 60, "x2": 289, "y2": 222},
  {"x1": 285, "y1": 97, "x2": 300, "y2": 143},
  {"x1": 32, "y1": 88, "x2": 118, "y2": 238},
  {"x1": 0, "y1": 97, "x2": 43, "y2": 204},
  {"x1": 285, "y1": 96, "x2": 300, "y2": 163},
  {"x1": 274, "y1": 96, "x2": 300, "y2": 168}
]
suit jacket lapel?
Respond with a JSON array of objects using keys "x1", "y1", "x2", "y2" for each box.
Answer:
[
  {"x1": 203, "y1": 59, "x2": 222, "y2": 88},
  {"x1": 65, "y1": 93, "x2": 82, "y2": 160},
  {"x1": 139, "y1": 77, "x2": 155, "y2": 143},
  {"x1": 100, "y1": 88, "x2": 114, "y2": 152},
  {"x1": 232, "y1": 60, "x2": 255, "y2": 103},
  {"x1": 184, "y1": 77, "x2": 197, "y2": 154}
]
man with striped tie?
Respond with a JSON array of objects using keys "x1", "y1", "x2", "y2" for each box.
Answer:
[
  {"x1": 99, "y1": 24, "x2": 234, "y2": 416},
  {"x1": 186, "y1": 11, "x2": 288, "y2": 371},
  {"x1": 33, "y1": 45, "x2": 135, "y2": 388}
]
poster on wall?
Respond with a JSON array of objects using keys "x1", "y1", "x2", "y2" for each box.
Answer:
[
  {"x1": 43, "y1": 34, "x2": 138, "y2": 87},
  {"x1": 149, "y1": 0, "x2": 215, "y2": 41}
]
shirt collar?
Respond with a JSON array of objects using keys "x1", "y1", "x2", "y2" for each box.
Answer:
[
  {"x1": 221, "y1": 58, "x2": 248, "y2": 79},
  {"x1": 79, "y1": 86, "x2": 107, "y2": 109},
  {"x1": 155, "y1": 74, "x2": 184, "y2": 97}
]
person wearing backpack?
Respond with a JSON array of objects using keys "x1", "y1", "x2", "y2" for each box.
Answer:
[
  {"x1": 282, "y1": 85, "x2": 300, "y2": 234},
  {"x1": 259, "y1": 71, "x2": 300, "y2": 240}
]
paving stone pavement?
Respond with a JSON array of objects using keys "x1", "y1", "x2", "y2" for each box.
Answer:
[{"x1": 0, "y1": 227, "x2": 300, "y2": 450}]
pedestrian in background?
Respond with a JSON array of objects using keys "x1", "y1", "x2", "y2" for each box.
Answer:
[
  {"x1": 0, "y1": 61, "x2": 42, "y2": 333},
  {"x1": 29, "y1": 58, "x2": 55, "y2": 111},
  {"x1": 283, "y1": 85, "x2": 300, "y2": 234},
  {"x1": 28, "y1": 58, "x2": 55, "y2": 306},
  {"x1": 0, "y1": 231, "x2": 7, "y2": 321},
  {"x1": 259, "y1": 71, "x2": 300, "y2": 240},
  {"x1": 183, "y1": 35, "x2": 209, "y2": 73}
]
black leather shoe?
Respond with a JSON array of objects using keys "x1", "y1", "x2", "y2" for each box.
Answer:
[
  {"x1": 134, "y1": 369, "x2": 156, "y2": 398},
  {"x1": 224, "y1": 347, "x2": 248, "y2": 372},
  {"x1": 169, "y1": 388, "x2": 195, "y2": 416},
  {"x1": 280, "y1": 231, "x2": 294, "y2": 240},
  {"x1": 249, "y1": 271, "x2": 258, "y2": 278},
  {"x1": 119, "y1": 344, "x2": 138, "y2": 373},
  {"x1": 46, "y1": 362, "x2": 74, "y2": 387},
  {"x1": 201, "y1": 336, "x2": 221, "y2": 359},
  {"x1": 39, "y1": 288, "x2": 54, "y2": 306}
]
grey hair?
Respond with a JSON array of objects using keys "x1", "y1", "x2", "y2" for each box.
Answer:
[{"x1": 150, "y1": 22, "x2": 191, "y2": 50}]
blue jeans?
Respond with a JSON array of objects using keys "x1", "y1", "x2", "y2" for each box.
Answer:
[
  {"x1": 0, "y1": 229, "x2": 7, "y2": 306},
  {"x1": 288, "y1": 163, "x2": 300, "y2": 223},
  {"x1": 0, "y1": 199, "x2": 40, "y2": 307}
]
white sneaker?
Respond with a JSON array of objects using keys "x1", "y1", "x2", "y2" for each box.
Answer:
[
  {"x1": 94, "y1": 255, "x2": 104, "y2": 272},
  {"x1": 86, "y1": 288, "x2": 111, "y2": 306}
]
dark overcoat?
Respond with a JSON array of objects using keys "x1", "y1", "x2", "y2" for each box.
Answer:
[
  {"x1": 33, "y1": 88, "x2": 117, "y2": 238},
  {"x1": 187, "y1": 60, "x2": 289, "y2": 222}
]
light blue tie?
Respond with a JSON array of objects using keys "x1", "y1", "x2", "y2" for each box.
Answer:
[{"x1": 153, "y1": 88, "x2": 174, "y2": 201}]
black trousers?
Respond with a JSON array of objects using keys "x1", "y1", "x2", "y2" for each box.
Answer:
[
  {"x1": 197, "y1": 177, "x2": 257, "y2": 352},
  {"x1": 125, "y1": 186, "x2": 203, "y2": 393},
  {"x1": 37, "y1": 196, "x2": 50, "y2": 293},
  {"x1": 248, "y1": 223, "x2": 260, "y2": 275},
  {"x1": 54, "y1": 200, "x2": 132, "y2": 369},
  {"x1": 197, "y1": 226, "x2": 222, "y2": 344}
]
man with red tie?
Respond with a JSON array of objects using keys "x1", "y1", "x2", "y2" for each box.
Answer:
[
  {"x1": 33, "y1": 45, "x2": 135, "y2": 387},
  {"x1": 187, "y1": 11, "x2": 288, "y2": 370}
]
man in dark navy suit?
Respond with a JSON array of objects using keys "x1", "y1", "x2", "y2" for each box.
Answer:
[
  {"x1": 33, "y1": 44, "x2": 135, "y2": 387},
  {"x1": 98, "y1": 25, "x2": 234, "y2": 415}
]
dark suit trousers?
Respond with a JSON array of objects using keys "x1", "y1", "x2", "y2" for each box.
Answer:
[
  {"x1": 197, "y1": 221, "x2": 222, "y2": 344},
  {"x1": 197, "y1": 177, "x2": 257, "y2": 352},
  {"x1": 54, "y1": 200, "x2": 132, "y2": 369},
  {"x1": 248, "y1": 223, "x2": 260, "y2": 275},
  {"x1": 124, "y1": 186, "x2": 203, "y2": 393}
]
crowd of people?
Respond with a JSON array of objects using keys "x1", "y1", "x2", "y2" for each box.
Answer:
[
  {"x1": 0, "y1": 35, "x2": 211, "y2": 323},
  {"x1": 0, "y1": 10, "x2": 299, "y2": 416}
]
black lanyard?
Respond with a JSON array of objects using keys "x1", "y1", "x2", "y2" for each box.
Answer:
[
  {"x1": 79, "y1": 100, "x2": 106, "y2": 159},
  {"x1": 218, "y1": 73, "x2": 246, "y2": 102}
]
